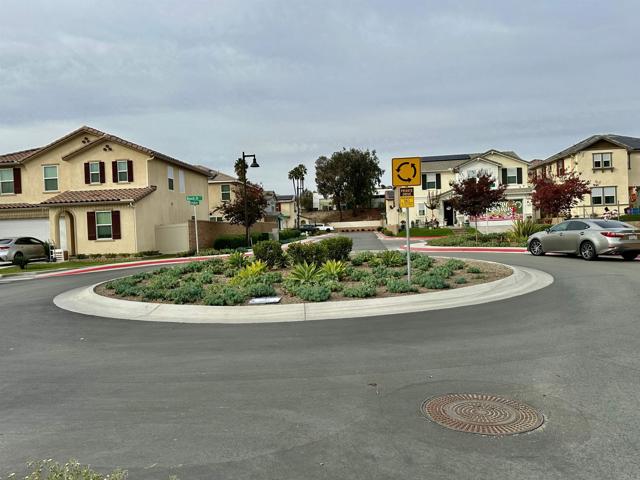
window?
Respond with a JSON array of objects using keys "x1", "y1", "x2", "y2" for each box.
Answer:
[
  {"x1": 466, "y1": 170, "x2": 476, "y2": 179},
  {"x1": 116, "y1": 161, "x2": 129, "y2": 182},
  {"x1": 167, "y1": 166, "x2": 174, "y2": 191},
  {"x1": 95, "y1": 211, "x2": 113, "y2": 239},
  {"x1": 221, "y1": 184, "x2": 231, "y2": 201},
  {"x1": 593, "y1": 152, "x2": 612, "y2": 169},
  {"x1": 591, "y1": 186, "x2": 617, "y2": 205},
  {"x1": 567, "y1": 221, "x2": 589, "y2": 231},
  {"x1": 43, "y1": 165, "x2": 58, "y2": 191},
  {"x1": 549, "y1": 222, "x2": 569, "y2": 233},
  {"x1": 210, "y1": 216, "x2": 225, "y2": 222},
  {"x1": 0, "y1": 168, "x2": 14, "y2": 194},
  {"x1": 179, "y1": 170, "x2": 186, "y2": 193},
  {"x1": 89, "y1": 162, "x2": 101, "y2": 184},
  {"x1": 506, "y1": 168, "x2": 518, "y2": 184},
  {"x1": 418, "y1": 204, "x2": 426, "y2": 216},
  {"x1": 556, "y1": 159, "x2": 565, "y2": 176}
]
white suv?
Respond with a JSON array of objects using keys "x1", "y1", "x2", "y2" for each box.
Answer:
[{"x1": 314, "y1": 223, "x2": 334, "y2": 232}]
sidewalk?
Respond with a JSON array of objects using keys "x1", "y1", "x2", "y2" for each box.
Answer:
[{"x1": 400, "y1": 242, "x2": 528, "y2": 253}]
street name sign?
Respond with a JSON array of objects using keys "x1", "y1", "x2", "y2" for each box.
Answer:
[
  {"x1": 399, "y1": 187, "x2": 414, "y2": 208},
  {"x1": 392, "y1": 157, "x2": 421, "y2": 187},
  {"x1": 186, "y1": 195, "x2": 203, "y2": 205}
]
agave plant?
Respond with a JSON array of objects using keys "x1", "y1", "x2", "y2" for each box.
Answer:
[
  {"x1": 287, "y1": 261, "x2": 326, "y2": 284},
  {"x1": 510, "y1": 218, "x2": 546, "y2": 242},
  {"x1": 321, "y1": 259, "x2": 347, "y2": 281},
  {"x1": 227, "y1": 251, "x2": 249, "y2": 269},
  {"x1": 230, "y1": 259, "x2": 268, "y2": 285}
]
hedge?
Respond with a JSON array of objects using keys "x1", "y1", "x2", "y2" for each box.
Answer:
[{"x1": 213, "y1": 232, "x2": 269, "y2": 249}]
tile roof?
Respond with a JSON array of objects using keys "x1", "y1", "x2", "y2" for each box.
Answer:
[
  {"x1": 0, "y1": 148, "x2": 42, "y2": 164},
  {"x1": 418, "y1": 150, "x2": 525, "y2": 172},
  {"x1": 276, "y1": 195, "x2": 295, "y2": 201},
  {"x1": 539, "y1": 134, "x2": 640, "y2": 167},
  {"x1": 41, "y1": 187, "x2": 156, "y2": 205},
  {"x1": 0, "y1": 203, "x2": 43, "y2": 209}
]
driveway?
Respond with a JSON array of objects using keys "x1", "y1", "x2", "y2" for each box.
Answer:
[{"x1": 1, "y1": 252, "x2": 639, "y2": 479}]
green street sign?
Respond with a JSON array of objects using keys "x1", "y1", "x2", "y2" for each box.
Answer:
[
  {"x1": 186, "y1": 195, "x2": 203, "y2": 202},
  {"x1": 189, "y1": 200, "x2": 200, "y2": 205}
]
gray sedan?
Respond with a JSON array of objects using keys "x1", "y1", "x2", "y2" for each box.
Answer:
[
  {"x1": 528, "y1": 219, "x2": 640, "y2": 261},
  {"x1": 0, "y1": 237, "x2": 48, "y2": 263}
]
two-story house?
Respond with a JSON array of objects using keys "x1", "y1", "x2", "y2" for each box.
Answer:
[
  {"x1": 203, "y1": 168, "x2": 241, "y2": 222},
  {"x1": 385, "y1": 150, "x2": 532, "y2": 232},
  {"x1": 0, "y1": 126, "x2": 209, "y2": 255},
  {"x1": 529, "y1": 134, "x2": 640, "y2": 217}
]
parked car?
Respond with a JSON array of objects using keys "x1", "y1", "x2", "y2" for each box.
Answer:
[
  {"x1": 313, "y1": 223, "x2": 335, "y2": 233},
  {"x1": 527, "y1": 219, "x2": 640, "y2": 261},
  {"x1": 0, "y1": 237, "x2": 48, "y2": 263}
]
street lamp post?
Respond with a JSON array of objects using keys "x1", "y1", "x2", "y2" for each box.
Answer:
[{"x1": 239, "y1": 152, "x2": 259, "y2": 247}]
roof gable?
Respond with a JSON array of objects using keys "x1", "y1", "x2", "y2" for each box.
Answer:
[
  {"x1": 11, "y1": 126, "x2": 106, "y2": 164},
  {"x1": 541, "y1": 134, "x2": 640, "y2": 166}
]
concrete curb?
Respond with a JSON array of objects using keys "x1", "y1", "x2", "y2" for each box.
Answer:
[
  {"x1": 403, "y1": 245, "x2": 528, "y2": 253},
  {"x1": 53, "y1": 262, "x2": 553, "y2": 324}
]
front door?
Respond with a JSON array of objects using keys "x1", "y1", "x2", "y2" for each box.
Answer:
[{"x1": 443, "y1": 201, "x2": 455, "y2": 226}]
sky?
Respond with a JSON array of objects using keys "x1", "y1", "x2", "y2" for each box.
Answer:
[{"x1": 1, "y1": 0, "x2": 639, "y2": 193}]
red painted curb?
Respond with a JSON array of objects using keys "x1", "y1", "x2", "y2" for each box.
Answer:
[
  {"x1": 375, "y1": 233, "x2": 449, "y2": 241},
  {"x1": 400, "y1": 245, "x2": 527, "y2": 253}
]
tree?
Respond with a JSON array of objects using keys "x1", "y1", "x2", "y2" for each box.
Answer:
[
  {"x1": 531, "y1": 171, "x2": 590, "y2": 219},
  {"x1": 221, "y1": 158, "x2": 267, "y2": 246},
  {"x1": 288, "y1": 164, "x2": 307, "y2": 228},
  {"x1": 315, "y1": 154, "x2": 348, "y2": 220},
  {"x1": 315, "y1": 148, "x2": 384, "y2": 219},
  {"x1": 425, "y1": 190, "x2": 442, "y2": 225},
  {"x1": 450, "y1": 173, "x2": 507, "y2": 241},
  {"x1": 300, "y1": 189, "x2": 314, "y2": 211}
]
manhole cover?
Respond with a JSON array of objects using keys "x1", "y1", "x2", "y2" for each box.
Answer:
[{"x1": 422, "y1": 393, "x2": 544, "y2": 436}]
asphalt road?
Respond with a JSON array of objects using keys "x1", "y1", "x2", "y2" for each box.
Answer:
[{"x1": 1, "y1": 235, "x2": 639, "y2": 479}]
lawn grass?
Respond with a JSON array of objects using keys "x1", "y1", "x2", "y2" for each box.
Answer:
[{"x1": 0, "y1": 255, "x2": 176, "y2": 276}]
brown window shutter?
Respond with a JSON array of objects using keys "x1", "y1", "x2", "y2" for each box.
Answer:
[
  {"x1": 84, "y1": 162, "x2": 90, "y2": 184},
  {"x1": 112, "y1": 161, "x2": 118, "y2": 183},
  {"x1": 87, "y1": 212, "x2": 96, "y2": 240},
  {"x1": 112, "y1": 210, "x2": 121, "y2": 239},
  {"x1": 127, "y1": 160, "x2": 134, "y2": 182},
  {"x1": 13, "y1": 168, "x2": 22, "y2": 194},
  {"x1": 99, "y1": 161, "x2": 106, "y2": 183}
]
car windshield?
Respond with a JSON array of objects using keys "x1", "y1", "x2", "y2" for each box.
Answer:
[
  {"x1": 0, "y1": 238, "x2": 12, "y2": 244},
  {"x1": 590, "y1": 220, "x2": 633, "y2": 229}
]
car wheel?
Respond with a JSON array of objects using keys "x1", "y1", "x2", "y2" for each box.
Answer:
[
  {"x1": 580, "y1": 241, "x2": 598, "y2": 261},
  {"x1": 529, "y1": 239, "x2": 545, "y2": 256},
  {"x1": 621, "y1": 252, "x2": 638, "y2": 261},
  {"x1": 326, "y1": 228, "x2": 331, "y2": 233}
]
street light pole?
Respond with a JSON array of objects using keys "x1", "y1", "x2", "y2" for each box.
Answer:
[{"x1": 240, "y1": 152, "x2": 259, "y2": 247}]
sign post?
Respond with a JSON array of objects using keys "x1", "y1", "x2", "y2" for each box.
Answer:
[
  {"x1": 186, "y1": 195, "x2": 204, "y2": 255},
  {"x1": 392, "y1": 158, "x2": 421, "y2": 283}
]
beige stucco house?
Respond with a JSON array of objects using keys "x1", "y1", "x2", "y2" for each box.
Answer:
[
  {"x1": 276, "y1": 195, "x2": 298, "y2": 229},
  {"x1": 0, "y1": 126, "x2": 209, "y2": 255},
  {"x1": 203, "y1": 168, "x2": 241, "y2": 222},
  {"x1": 385, "y1": 150, "x2": 532, "y2": 232},
  {"x1": 529, "y1": 134, "x2": 640, "y2": 217}
]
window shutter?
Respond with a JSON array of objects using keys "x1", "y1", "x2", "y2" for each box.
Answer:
[
  {"x1": 112, "y1": 161, "x2": 118, "y2": 183},
  {"x1": 84, "y1": 163, "x2": 90, "y2": 184},
  {"x1": 517, "y1": 168, "x2": 523, "y2": 184},
  {"x1": 99, "y1": 161, "x2": 106, "y2": 183},
  {"x1": 435, "y1": 173, "x2": 441, "y2": 189},
  {"x1": 501, "y1": 168, "x2": 507, "y2": 184},
  {"x1": 87, "y1": 212, "x2": 96, "y2": 240},
  {"x1": 127, "y1": 160, "x2": 134, "y2": 182},
  {"x1": 421, "y1": 174, "x2": 427, "y2": 190},
  {"x1": 112, "y1": 210, "x2": 121, "y2": 239},
  {"x1": 13, "y1": 168, "x2": 22, "y2": 194}
]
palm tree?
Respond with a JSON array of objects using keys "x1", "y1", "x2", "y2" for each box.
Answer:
[{"x1": 288, "y1": 164, "x2": 307, "y2": 228}]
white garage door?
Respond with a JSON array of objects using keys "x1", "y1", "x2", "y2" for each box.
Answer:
[{"x1": 0, "y1": 218, "x2": 50, "y2": 242}]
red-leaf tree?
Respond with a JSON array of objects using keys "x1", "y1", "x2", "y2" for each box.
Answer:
[
  {"x1": 220, "y1": 182, "x2": 268, "y2": 246},
  {"x1": 531, "y1": 171, "x2": 590, "y2": 219},
  {"x1": 450, "y1": 173, "x2": 507, "y2": 241}
]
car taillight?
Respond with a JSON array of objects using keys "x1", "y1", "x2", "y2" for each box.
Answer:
[
  {"x1": 0, "y1": 246, "x2": 9, "y2": 250},
  {"x1": 600, "y1": 231, "x2": 625, "y2": 238}
]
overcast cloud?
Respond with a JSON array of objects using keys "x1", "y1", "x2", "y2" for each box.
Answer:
[{"x1": 1, "y1": 0, "x2": 639, "y2": 192}]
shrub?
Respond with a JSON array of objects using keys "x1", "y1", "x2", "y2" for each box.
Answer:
[
  {"x1": 467, "y1": 266, "x2": 482, "y2": 274},
  {"x1": 279, "y1": 228, "x2": 301, "y2": 241},
  {"x1": 412, "y1": 254, "x2": 434, "y2": 271},
  {"x1": 175, "y1": 261, "x2": 206, "y2": 274},
  {"x1": 76, "y1": 253, "x2": 88, "y2": 259},
  {"x1": 203, "y1": 285, "x2": 247, "y2": 305},
  {"x1": 320, "y1": 236, "x2": 353, "y2": 261},
  {"x1": 170, "y1": 283, "x2": 204, "y2": 304},
  {"x1": 295, "y1": 284, "x2": 332, "y2": 302},
  {"x1": 262, "y1": 271, "x2": 283, "y2": 284},
  {"x1": 444, "y1": 259, "x2": 466, "y2": 270},
  {"x1": 510, "y1": 218, "x2": 548, "y2": 241},
  {"x1": 350, "y1": 250, "x2": 375, "y2": 266},
  {"x1": 227, "y1": 251, "x2": 249, "y2": 268},
  {"x1": 409, "y1": 227, "x2": 454, "y2": 237},
  {"x1": 203, "y1": 258, "x2": 226, "y2": 274},
  {"x1": 376, "y1": 250, "x2": 405, "y2": 267},
  {"x1": 10, "y1": 459, "x2": 128, "y2": 480},
  {"x1": 286, "y1": 242, "x2": 328, "y2": 265},
  {"x1": 345, "y1": 267, "x2": 372, "y2": 282},
  {"x1": 322, "y1": 280, "x2": 344, "y2": 292},
  {"x1": 230, "y1": 260, "x2": 268, "y2": 285},
  {"x1": 253, "y1": 240, "x2": 286, "y2": 268},
  {"x1": 342, "y1": 283, "x2": 377, "y2": 298},
  {"x1": 104, "y1": 253, "x2": 118, "y2": 259},
  {"x1": 147, "y1": 274, "x2": 179, "y2": 290},
  {"x1": 386, "y1": 279, "x2": 418, "y2": 293},
  {"x1": 455, "y1": 277, "x2": 468, "y2": 284},
  {"x1": 244, "y1": 282, "x2": 277, "y2": 297},
  {"x1": 224, "y1": 267, "x2": 238, "y2": 278},
  {"x1": 381, "y1": 228, "x2": 394, "y2": 236},
  {"x1": 140, "y1": 285, "x2": 169, "y2": 300},
  {"x1": 321, "y1": 259, "x2": 347, "y2": 280},
  {"x1": 430, "y1": 265, "x2": 454, "y2": 278},
  {"x1": 287, "y1": 261, "x2": 325, "y2": 284},
  {"x1": 413, "y1": 273, "x2": 449, "y2": 290},
  {"x1": 140, "y1": 250, "x2": 160, "y2": 257}
]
